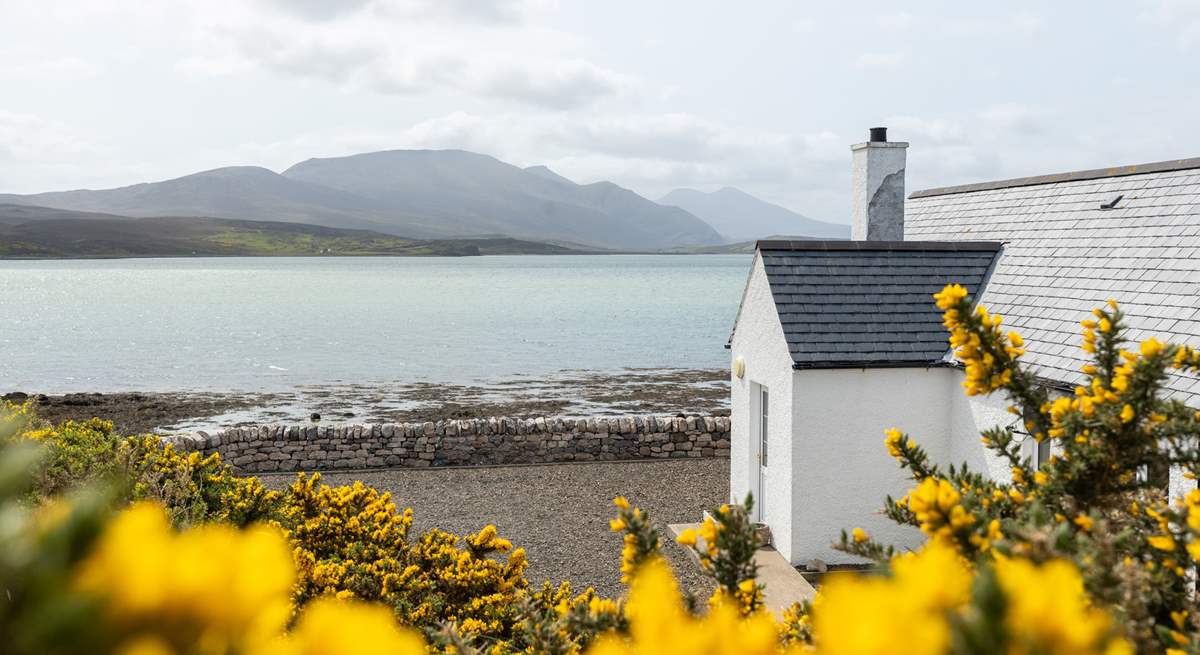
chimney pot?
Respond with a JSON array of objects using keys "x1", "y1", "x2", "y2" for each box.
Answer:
[{"x1": 869, "y1": 127, "x2": 888, "y2": 143}]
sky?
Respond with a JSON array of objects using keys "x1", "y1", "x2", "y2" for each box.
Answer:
[{"x1": 1, "y1": 0, "x2": 1198, "y2": 223}]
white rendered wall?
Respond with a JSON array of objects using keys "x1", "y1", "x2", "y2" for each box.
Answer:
[
  {"x1": 1171, "y1": 465, "x2": 1197, "y2": 502},
  {"x1": 790, "y1": 367, "x2": 959, "y2": 565},
  {"x1": 728, "y1": 253, "x2": 796, "y2": 560},
  {"x1": 951, "y1": 381, "x2": 1076, "y2": 484},
  {"x1": 950, "y1": 390, "x2": 1023, "y2": 482}
]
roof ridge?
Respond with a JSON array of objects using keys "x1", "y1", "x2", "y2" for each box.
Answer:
[{"x1": 910, "y1": 156, "x2": 1200, "y2": 199}]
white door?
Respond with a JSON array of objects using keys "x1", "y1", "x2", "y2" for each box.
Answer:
[{"x1": 750, "y1": 382, "x2": 768, "y2": 522}]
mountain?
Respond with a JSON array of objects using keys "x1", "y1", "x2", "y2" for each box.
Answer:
[
  {"x1": 0, "y1": 151, "x2": 723, "y2": 251},
  {"x1": 0, "y1": 204, "x2": 578, "y2": 258},
  {"x1": 523, "y1": 165, "x2": 574, "y2": 185},
  {"x1": 658, "y1": 187, "x2": 848, "y2": 242},
  {"x1": 0, "y1": 166, "x2": 399, "y2": 232},
  {"x1": 281, "y1": 150, "x2": 722, "y2": 250}
]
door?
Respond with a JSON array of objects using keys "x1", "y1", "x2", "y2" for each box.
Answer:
[{"x1": 750, "y1": 382, "x2": 768, "y2": 522}]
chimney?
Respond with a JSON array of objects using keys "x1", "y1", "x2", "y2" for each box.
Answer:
[{"x1": 851, "y1": 127, "x2": 908, "y2": 241}]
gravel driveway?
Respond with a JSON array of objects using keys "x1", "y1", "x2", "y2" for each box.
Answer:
[{"x1": 260, "y1": 458, "x2": 728, "y2": 599}]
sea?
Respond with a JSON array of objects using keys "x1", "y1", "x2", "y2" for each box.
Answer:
[{"x1": 0, "y1": 255, "x2": 751, "y2": 393}]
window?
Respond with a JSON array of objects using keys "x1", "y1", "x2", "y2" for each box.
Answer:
[
  {"x1": 1035, "y1": 437, "x2": 1051, "y2": 467},
  {"x1": 760, "y1": 387, "x2": 769, "y2": 467}
]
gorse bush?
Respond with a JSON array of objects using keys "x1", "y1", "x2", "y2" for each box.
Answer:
[
  {"x1": 282, "y1": 472, "x2": 532, "y2": 643},
  {"x1": 0, "y1": 407, "x2": 548, "y2": 652},
  {"x1": 674, "y1": 495, "x2": 764, "y2": 614},
  {"x1": 20, "y1": 412, "x2": 119, "y2": 498},
  {"x1": 3, "y1": 283, "x2": 1200, "y2": 654},
  {"x1": 835, "y1": 286, "x2": 1200, "y2": 654},
  {"x1": 13, "y1": 407, "x2": 257, "y2": 527}
]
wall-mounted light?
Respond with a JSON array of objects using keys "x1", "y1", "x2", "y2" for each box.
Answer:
[{"x1": 733, "y1": 356, "x2": 745, "y2": 379}]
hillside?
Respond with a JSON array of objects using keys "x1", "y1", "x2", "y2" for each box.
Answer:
[
  {"x1": 0, "y1": 205, "x2": 576, "y2": 258},
  {"x1": 0, "y1": 151, "x2": 723, "y2": 251},
  {"x1": 658, "y1": 187, "x2": 848, "y2": 242},
  {"x1": 0, "y1": 166, "x2": 399, "y2": 232},
  {"x1": 281, "y1": 150, "x2": 722, "y2": 250},
  {"x1": 663, "y1": 234, "x2": 826, "y2": 254}
]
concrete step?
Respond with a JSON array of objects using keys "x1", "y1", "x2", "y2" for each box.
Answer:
[{"x1": 667, "y1": 522, "x2": 815, "y2": 615}]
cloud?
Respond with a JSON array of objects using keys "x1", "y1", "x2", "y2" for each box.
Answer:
[
  {"x1": 879, "y1": 9, "x2": 1045, "y2": 41},
  {"x1": 402, "y1": 112, "x2": 842, "y2": 194},
  {"x1": 264, "y1": 0, "x2": 375, "y2": 21},
  {"x1": 0, "y1": 112, "x2": 146, "y2": 192},
  {"x1": 263, "y1": 0, "x2": 539, "y2": 23},
  {"x1": 0, "y1": 52, "x2": 99, "y2": 80},
  {"x1": 977, "y1": 103, "x2": 1047, "y2": 135},
  {"x1": 179, "y1": 0, "x2": 629, "y2": 109},
  {"x1": 1142, "y1": 0, "x2": 1200, "y2": 49},
  {"x1": 876, "y1": 12, "x2": 915, "y2": 30},
  {"x1": 881, "y1": 103, "x2": 1109, "y2": 192},
  {"x1": 854, "y1": 52, "x2": 906, "y2": 70},
  {"x1": 473, "y1": 60, "x2": 635, "y2": 109}
]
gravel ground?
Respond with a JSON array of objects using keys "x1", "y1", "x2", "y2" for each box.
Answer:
[{"x1": 260, "y1": 458, "x2": 728, "y2": 599}]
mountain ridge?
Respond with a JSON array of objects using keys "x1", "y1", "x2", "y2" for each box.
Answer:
[
  {"x1": 658, "y1": 186, "x2": 848, "y2": 242},
  {"x1": 0, "y1": 150, "x2": 724, "y2": 250},
  {"x1": 0, "y1": 149, "x2": 841, "y2": 250}
]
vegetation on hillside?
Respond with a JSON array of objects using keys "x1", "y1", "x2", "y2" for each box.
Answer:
[
  {"x1": 4, "y1": 285, "x2": 1200, "y2": 653},
  {"x1": 0, "y1": 209, "x2": 579, "y2": 258}
]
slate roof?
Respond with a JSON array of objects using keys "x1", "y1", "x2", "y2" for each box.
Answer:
[
  {"x1": 906, "y1": 156, "x2": 1200, "y2": 404},
  {"x1": 756, "y1": 240, "x2": 1002, "y2": 368}
]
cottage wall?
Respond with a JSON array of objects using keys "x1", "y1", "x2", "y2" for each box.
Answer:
[
  {"x1": 729, "y1": 252, "x2": 796, "y2": 559},
  {"x1": 951, "y1": 390, "x2": 1023, "y2": 482},
  {"x1": 789, "y1": 366, "x2": 959, "y2": 565}
]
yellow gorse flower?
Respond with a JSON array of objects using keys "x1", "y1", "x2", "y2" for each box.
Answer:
[
  {"x1": 610, "y1": 496, "x2": 661, "y2": 584},
  {"x1": 263, "y1": 599, "x2": 425, "y2": 655},
  {"x1": 884, "y1": 427, "x2": 913, "y2": 459},
  {"x1": 587, "y1": 558, "x2": 783, "y2": 655},
  {"x1": 934, "y1": 284, "x2": 1021, "y2": 396},
  {"x1": 75, "y1": 502, "x2": 295, "y2": 650},
  {"x1": 812, "y1": 542, "x2": 971, "y2": 655},
  {"x1": 908, "y1": 477, "x2": 975, "y2": 543},
  {"x1": 993, "y1": 556, "x2": 1128, "y2": 654},
  {"x1": 933, "y1": 283, "x2": 969, "y2": 310}
]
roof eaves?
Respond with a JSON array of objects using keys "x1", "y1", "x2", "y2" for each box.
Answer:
[
  {"x1": 792, "y1": 359, "x2": 956, "y2": 371},
  {"x1": 910, "y1": 156, "x2": 1200, "y2": 199},
  {"x1": 942, "y1": 360, "x2": 1076, "y2": 395},
  {"x1": 757, "y1": 239, "x2": 1003, "y2": 252}
]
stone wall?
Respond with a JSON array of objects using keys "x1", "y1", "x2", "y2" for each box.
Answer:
[{"x1": 162, "y1": 415, "x2": 731, "y2": 473}]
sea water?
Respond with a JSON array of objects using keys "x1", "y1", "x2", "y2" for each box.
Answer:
[{"x1": 0, "y1": 255, "x2": 750, "y2": 392}]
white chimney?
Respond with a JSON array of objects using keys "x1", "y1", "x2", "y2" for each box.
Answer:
[{"x1": 851, "y1": 127, "x2": 908, "y2": 241}]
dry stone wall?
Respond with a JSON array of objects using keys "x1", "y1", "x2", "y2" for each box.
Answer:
[{"x1": 162, "y1": 415, "x2": 731, "y2": 473}]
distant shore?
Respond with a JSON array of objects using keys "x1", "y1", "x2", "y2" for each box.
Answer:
[
  {"x1": 5, "y1": 368, "x2": 730, "y2": 434},
  {"x1": 0, "y1": 247, "x2": 754, "y2": 261}
]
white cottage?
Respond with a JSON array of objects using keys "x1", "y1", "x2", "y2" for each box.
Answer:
[{"x1": 728, "y1": 128, "x2": 1200, "y2": 566}]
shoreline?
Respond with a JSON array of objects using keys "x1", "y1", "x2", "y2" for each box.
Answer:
[
  {"x1": 5, "y1": 368, "x2": 730, "y2": 434},
  {"x1": 0, "y1": 251, "x2": 750, "y2": 262}
]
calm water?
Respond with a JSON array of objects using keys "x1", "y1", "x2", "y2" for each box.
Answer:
[{"x1": 0, "y1": 255, "x2": 749, "y2": 393}]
